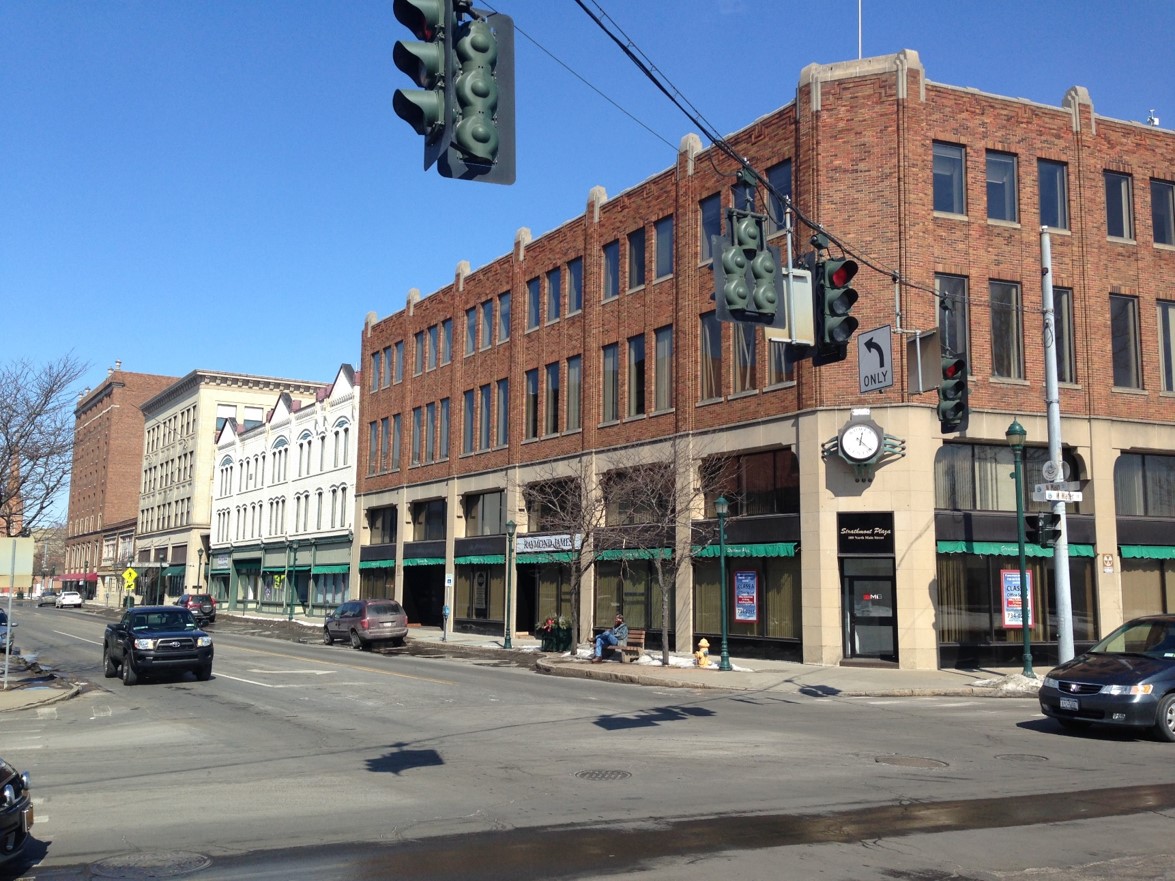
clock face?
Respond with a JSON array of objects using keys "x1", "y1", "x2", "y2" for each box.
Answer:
[{"x1": 841, "y1": 424, "x2": 881, "y2": 462}]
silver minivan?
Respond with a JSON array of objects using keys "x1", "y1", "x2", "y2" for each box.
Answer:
[{"x1": 323, "y1": 599, "x2": 409, "y2": 650}]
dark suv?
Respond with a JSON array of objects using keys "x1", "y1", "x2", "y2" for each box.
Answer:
[
  {"x1": 175, "y1": 593, "x2": 217, "y2": 623},
  {"x1": 323, "y1": 599, "x2": 409, "y2": 650}
]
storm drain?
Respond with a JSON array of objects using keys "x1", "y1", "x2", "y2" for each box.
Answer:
[
  {"x1": 575, "y1": 769, "x2": 632, "y2": 782},
  {"x1": 874, "y1": 755, "x2": 948, "y2": 769},
  {"x1": 91, "y1": 851, "x2": 212, "y2": 879}
]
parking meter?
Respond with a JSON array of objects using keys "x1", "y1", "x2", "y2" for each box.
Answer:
[{"x1": 442, "y1": 604, "x2": 450, "y2": 642}]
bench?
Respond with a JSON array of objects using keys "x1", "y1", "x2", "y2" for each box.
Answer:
[{"x1": 616, "y1": 629, "x2": 646, "y2": 664}]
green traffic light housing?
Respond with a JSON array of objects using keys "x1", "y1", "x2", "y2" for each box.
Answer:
[
  {"x1": 392, "y1": 0, "x2": 453, "y2": 169},
  {"x1": 819, "y1": 258, "x2": 859, "y2": 344},
  {"x1": 710, "y1": 208, "x2": 786, "y2": 328},
  {"x1": 937, "y1": 355, "x2": 969, "y2": 433}
]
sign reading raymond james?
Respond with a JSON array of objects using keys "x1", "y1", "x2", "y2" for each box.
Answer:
[
  {"x1": 837, "y1": 512, "x2": 895, "y2": 555},
  {"x1": 515, "y1": 533, "x2": 583, "y2": 554}
]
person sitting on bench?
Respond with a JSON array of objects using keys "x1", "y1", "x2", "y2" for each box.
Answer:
[{"x1": 592, "y1": 614, "x2": 629, "y2": 662}]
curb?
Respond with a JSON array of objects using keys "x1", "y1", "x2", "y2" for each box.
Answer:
[{"x1": 0, "y1": 682, "x2": 83, "y2": 713}]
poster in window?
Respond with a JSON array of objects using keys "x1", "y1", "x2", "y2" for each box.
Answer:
[
  {"x1": 734, "y1": 570, "x2": 759, "y2": 623},
  {"x1": 1001, "y1": 569, "x2": 1034, "y2": 628},
  {"x1": 474, "y1": 571, "x2": 488, "y2": 610}
]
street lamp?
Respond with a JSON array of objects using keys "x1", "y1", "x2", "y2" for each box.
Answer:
[
  {"x1": 504, "y1": 520, "x2": 516, "y2": 649},
  {"x1": 197, "y1": 548, "x2": 204, "y2": 591},
  {"x1": 84, "y1": 558, "x2": 89, "y2": 601},
  {"x1": 714, "y1": 496, "x2": 732, "y2": 672},
  {"x1": 289, "y1": 541, "x2": 299, "y2": 621},
  {"x1": 1006, "y1": 419, "x2": 1035, "y2": 678}
]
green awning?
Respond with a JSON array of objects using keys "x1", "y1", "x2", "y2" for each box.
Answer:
[
  {"x1": 312, "y1": 564, "x2": 350, "y2": 575},
  {"x1": 937, "y1": 540, "x2": 1095, "y2": 558},
  {"x1": 516, "y1": 551, "x2": 575, "y2": 564},
  {"x1": 597, "y1": 547, "x2": 672, "y2": 561},
  {"x1": 401, "y1": 557, "x2": 445, "y2": 566},
  {"x1": 162, "y1": 565, "x2": 185, "y2": 577},
  {"x1": 1120, "y1": 545, "x2": 1175, "y2": 560},
  {"x1": 454, "y1": 554, "x2": 506, "y2": 565},
  {"x1": 359, "y1": 559, "x2": 397, "y2": 570},
  {"x1": 692, "y1": 542, "x2": 798, "y2": 558},
  {"x1": 262, "y1": 565, "x2": 310, "y2": 573},
  {"x1": 208, "y1": 569, "x2": 230, "y2": 576}
]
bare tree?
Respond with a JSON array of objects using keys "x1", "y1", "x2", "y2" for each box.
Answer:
[{"x1": 0, "y1": 355, "x2": 87, "y2": 536}]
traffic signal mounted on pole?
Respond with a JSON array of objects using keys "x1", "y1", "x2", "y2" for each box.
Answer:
[
  {"x1": 710, "y1": 209, "x2": 787, "y2": 329},
  {"x1": 937, "y1": 355, "x2": 969, "y2": 433},
  {"x1": 392, "y1": 0, "x2": 515, "y2": 185},
  {"x1": 1026, "y1": 511, "x2": 1062, "y2": 548},
  {"x1": 811, "y1": 257, "x2": 859, "y2": 365}
]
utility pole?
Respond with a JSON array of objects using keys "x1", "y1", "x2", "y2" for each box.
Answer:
[{"x1": 1041, "y1": 228, "x2": 1074, "y2": 662}]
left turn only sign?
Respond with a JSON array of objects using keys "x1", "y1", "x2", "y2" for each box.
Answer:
[{"x1": 857, "y1": 325, "x2": 894, "y2": 394}]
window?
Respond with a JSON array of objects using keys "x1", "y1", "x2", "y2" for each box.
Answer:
[
  {"x1": 1054, "y1": 287, "x2": 1077, "y2": 385},
  {"x1": 544, "y1": 363, "x2": 560, "y2": 434},
  {"x1": 439, "y1": 398, "x2": 450, "y2": 458},
  {"x1": 767, "y1": 337, "x2": 793, "y2": 386},
  {"x1": 495, "y1": 378, "x2": 509, "y2": 446},
  {"x1": 411, "y1": 407, "x2": 422, "y2": 465},
  {"x1": 654, "y1": 216, "x2": 674, "y2": 278},
  {"x1": 465, "y1": 307, "x2": 477, "y2": 355},
  {"x1": 380, "y1": 417, "x2": 391, "y2": 471},
  {"x1": 368, "y1": 505, "x2": 396, "y2": 545},
  {"x1": 498, "y1": 291, "x2": 511, "y2": 341},
  {"x1": 367, "y1": 421, "x2": 378, "y2": 475},
  {"x1": 765, "y1": 160, "x2": 792, "y2": 236},
  {"x1": 989, "y1": 281, "x2": 1023, "y2": 379},
  {"x1": 440, "y1": 319, "x2": 452, "y2": 364},
  {"x1": 935, "y1": 274, "x2": 970, "y2": 361},
  {"x1": 700, "y1": 194, "x2": 721, "y2": 263},
  {"x1": 602, "y1": 343, "x2": 619, "y2": 423},
  {"x1": 412, "y1": 499, "x2": 446, "y2": 542},
  {"x1": 704, "y1": 449, "x2": 800, "y2": 516},
  {"x1": 1038, "y1": 159, "x2": 1069, "y2": 230},
  {"x1": 479, "y1": 384, "x2": 491, "y2": 450},
  {"x1": 462, "y1": 390, "x2": 475, "y2": 454},
  {"x1": 391, "y1": 414, "x2": 401, "y2": 471},
  {"x1": 1111, "y1": 294, "x2": 1142, "y2": 388},
  {"x1": 1161, "y1": 301, "x2": 1175, "y2": 393},
  {"x1": 481, "y1": 300, "x2": 493, "y2": 349},
  {"x1": 546, "y1": 267, "x2": 561, "y2": 322},
  {"x1": 1153, "y1": 179, "x2": 1175, "y2": 246},
  {"x1": 700, "y1": 312, "x2": 722, "y2": 400},
  {"x1": 986, "y1": 151, "x2": 1018, "y2": 222},
  {"x1": 526, "y1": 277, "x2": 540, "y2": 329},
  {"x1": 425, "y1": 401, "x2": 436, "y2": 462},
  {"x1": 933, "y1": 142, "x2": 966, "y2": 215},
  {"x1": 1105, "y1": 171, "x2": 1135, "y2": 239},
  {"x1": 414, "y1": 330, "x2": 424, "y2": 374},
  {"x1": 567, "y1": 258, "x2": 583, "y2": 313},
  {"x1": 369, "y1": 352, "x2": 381, "y2": 391},
  {"x1": 602, "y1": 240, "x2": 620, "y2": 300},
  {"x1": 464, "y1": 490, "x2": 504, "y2": 537},
  {"x1": 566, "y1": 355, "x2": 582, "y2": 431},
  {"x1": 654, "y1": 325, "x2": 673, "y2": 411},
  {"x1": 627, "y1": 334, "x2": 646, "y2": 417},
  {"x1": 936, "y1": 443, "x2": 1083, "y2": 514},
  {"x1": 525, "y1": 369, "x2": 539, "y2": 439},
  {"x1": 733, "y1": 322, "x2": 757, "y2": 393},
  {"x1": 627, "y1": 228, "x2": 646, "y2": 289},
  {"x1": 427, "y1": 325, "x2": 438, "y2": 370},
  {"x1": 1116, "y1": 453, "x2": 1175, "y2": 517},
  {"x1": 393, "y1": 340, "x2": 403, "y2": 383}
]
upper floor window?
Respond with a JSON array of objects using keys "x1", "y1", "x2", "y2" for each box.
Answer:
[
  {"x1": 654, "y1": 325, "x2": 673, "y2": 411},
  {"x1": 427, "y1": 325, "x2": 438, "y2": 370},
  {"x1": 479, "y1": 384, "x2": 491, "y2": 450},
  {"x1": 382, "y1": 347, "x2": 393, "y2": 388},
  {"x1": 567, "y1": 258, "x2": 583, "y2": 313},
  {"x1": 546, "y1": 267, "x2": 561, "y2": 322},
  {"x1": 1054, "y1": 287, "x2": 1078, "y2": 385},
  {"x1": 465, "y1": 307, "x2": 477, "y2": 355},
  {"x1": 566, "y1": 356, "x2": 582, "y2": 431},
  {"x1": 627, "y1": 228, "x2": 646, "y2": 290},
  {"x1": 699, "y1": 193, "x2": 721, "y2": 263},
  {"x1": 1115, "y1": 453, "x2": 1175, "y2": 517},
  {"x1": 936, "y1": 443, "x2": 1082, "y2": 513},
  {"x1": 1039, "y1": 159, "x2": 1069, "y2": 230},
  {"x1": 393, "y1": 340, "x2": 404, "y2": 382},
  {"x1": 933, "y1": 142, "x2": 966, "y2": 215},
  {"x1": 413, "y1": 330, "x2": 424, "y2": 374},
  {"x1": 481, "y1": 299, "x2": 494, "y2": 349},
  {"x1": 700, "y1": 312, "x2": 722, "y2": 401},
  {"x1": 704, "y1": 448, "x2": 800, "y2": 516},
  {"x1": 602, "y1": 240, "x2": 620, "y2": 300},
  {"x1": 498, "y1": 291, "x2": 511, "y2": 341},
  {"x1": 765, "y1": 160, "x2": 792, "y2": 236},
  {"x1": 440, "y1": 319, "x2": 452, "y2": 364},
  {"x1": 464, "y1": 490, "x2": 504, "y2": 537},
  {"x1": 627, "y1": 334, "x2": 646, "y2": 417},
  {"x1": 412, "y1": 498, "x2": 446, "y2": 542},
  {"x1": 733, "y1": 323, "x2": 757, "y2": 393},
  {"x1": 989, "y1": 280, "x2": 1023, "y2": 380},
  {"x1": 524, "y1": 369, "x2": 539, "y2": 439},
  {"x1": 1105, "y1": 171, "x2": 1135, "y2": 239},
  {"x1": 369, "y1": 352, "x2": 381, "y2": 391},
  {"x1": 1160, "y1": 300, "x2": 1175, "y2": 393},
  {"x1": 1153, "y1": 179, "x2": 1175, "y2": 246},
  {"x1": 526, "y1": 277, "x2": 541, "y2": 329},
  {"x1": 462, "y1": 390, "x2": 475, "y2": 455},
  {"x1": 986, "y1": 151, "x2": 1018, "y2": 222},
  {"x1": 935, "y1": 274, "x2": 970, "y2": 362},
  {"x1": 544, "y1": 363, "x2": 560, "y2": 435},
  {"x1": 495, "y1": 378, "x2": 509, "y2": 446},
  {"x1": 602, "y1": 343, "x2": 619, "y2": 423},
  {"x1": 1110, "y1": 293, "x2": 1142, "y2": 388},
  {"x1": 654, "y1": 216, "x2": 674, "y2": 279}
]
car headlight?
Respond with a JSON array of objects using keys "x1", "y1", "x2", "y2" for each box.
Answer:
[
  {"x1": 1103, "y1": 683, "x2": 1154, "y2": 696},
  {"x1": 197, "y1": 636, "x2": 212, "y2": 647},
  {"x1": 133, "y1": 638, "x2": 157, "y2": 650},
  {"x1": 1, "y1": 784, "x2": 15, "y2": 808},
  {"x1": 1043, "y1": 676, "x2": 1059, "y2": 689}
]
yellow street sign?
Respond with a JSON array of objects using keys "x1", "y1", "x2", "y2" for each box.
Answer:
[{"x1": 122, "y1": 567, "x2": 138, "y2": 590}]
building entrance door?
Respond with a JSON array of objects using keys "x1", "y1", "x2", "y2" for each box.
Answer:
[{"x1": 842, "y1": 557, "x2": 897, "y2": 662}]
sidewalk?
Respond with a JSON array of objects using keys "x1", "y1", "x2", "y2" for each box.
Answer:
[{"x1": 0, "y1": 606, "x2": 1043, "y2": 714}]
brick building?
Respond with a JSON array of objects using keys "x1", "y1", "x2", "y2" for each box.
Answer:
[
  {"x1": 64, "y1": 364, "x2": 178, "y2": 600},
  {"x1": 355, "y1": 50, "x2": 1175, "y2": 670}
]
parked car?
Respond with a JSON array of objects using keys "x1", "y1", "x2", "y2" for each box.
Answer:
[
  {"x1": 55, "y1": 591, "x2": 83, "y2": 609},
  {"x1": 0, "y1": 610, "x2": 14, "y2": 650},
  {"x1": 1039, "y1": 614, "x2": 1175, "y2": 742},
  {"x1": 36, "y1": 591, "x2": 59, "y2": 607},
  {"x1": 102, "y1": 606, "x2": 213, "y2": 686},
  {"x1": 175, "y1": 593, "x2": 217, "y2": 624},
  {"x1": 0, "y1": 756, "x2": 33, "y2": 868},
  {"x1": 323, "y1": 599, "x2": 409, "y2": 651}
]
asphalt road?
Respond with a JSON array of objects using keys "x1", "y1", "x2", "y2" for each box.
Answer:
[{"x1": 4, "y1": 605, "x2": 1175, "y2": 881}]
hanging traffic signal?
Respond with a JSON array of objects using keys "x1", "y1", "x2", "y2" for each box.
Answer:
[
  {"x1": 442, "y1": 12, "x2": 515, "y2": 184},
  {"x1": 1036, "y1": 511, "x2": 1062, "y2": 548},
  {"x1": 711, "y1": 209, "x2": 786, "y2": 327},
  {"x1": 392, "y1": 0, "x2": 454, "y2": 171},
  {"x1": 937, "y1": 355, "x2": 969, "y2": 433},
  {"x1": 811, "y1": 257, "x2": 859, "y2": 364}
]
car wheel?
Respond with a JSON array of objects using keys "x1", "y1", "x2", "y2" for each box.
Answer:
[
  {"x1": 323, "y1": 627, "x2": 334, "y2": 645},
  {"x1": 392, "y1": 636, "x2": 406, "y2": 648},
  {"x1": 196, "y1": 663, "x2": 212, "y2": 682},
  {"x1": 1153, "y1": 694, "x2": 1175, "y2": 742},
  {"x1": 350, "y1": 630, "x2": 368, "y2": 651},
  {"x1": 103, "y1": 646, "x2": 118, "y2": 678},
  {"x1": 121, "y1": 654, "x2": 139, "y2": 687}
]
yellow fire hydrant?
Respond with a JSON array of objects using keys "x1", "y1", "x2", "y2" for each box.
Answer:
[{"x1": 694, "y1": 638, "x2": 711, "y2": 667}]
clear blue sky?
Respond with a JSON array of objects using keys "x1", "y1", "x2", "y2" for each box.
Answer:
[{"x1": 3, "y1": 1, "x2": 1173, "y2": 396}]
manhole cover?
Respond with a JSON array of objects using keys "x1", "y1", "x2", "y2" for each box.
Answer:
[
  {"x1": 91, "y1": 851, "x2": 212, "y2": 879},
  {"x1": 874, "y1": 755, "x2": 948, "y2": 769},
  {"x1": 575, "y1": 769, "x2": 632, "y2": 782},
  {"x1": 995, "y1": 753, "x2": 1049, "y2": 762}
]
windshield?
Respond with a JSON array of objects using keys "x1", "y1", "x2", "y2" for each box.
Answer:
[{"x1": 1091, "y1": 619, "x2": 1175, "y2": 658}]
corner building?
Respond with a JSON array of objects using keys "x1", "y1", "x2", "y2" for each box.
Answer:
[{"x1": 357, "y1": 50, "x2": 1175, "y2": 670}]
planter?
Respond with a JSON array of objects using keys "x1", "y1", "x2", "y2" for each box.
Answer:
[{"x1": 538, "y1": 627, "x2": 574, "y2": 652}]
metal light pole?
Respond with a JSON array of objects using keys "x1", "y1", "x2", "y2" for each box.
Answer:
[
  {"x1": 197, "y1": 548, "x2": 204, "y2": 591},
  {"x1": 504, "y1": 520, "x2": 516, "y2": 649},
  {"x1": 715, "y1": 496, "x2": 732, "y2": 672},
  {"x1": 1006, "y1": 419, "x2": 1035, "y2": 678},
  {"x1": 289, "y1": 541, "x2": 299, "y2": 621},
  {"x1": 84, "y1": 558, "x2": 89, "y2": 602}
]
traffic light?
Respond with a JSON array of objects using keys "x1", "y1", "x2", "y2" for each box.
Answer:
[
  {"x1": 937, "y1": 355, "x2": 969, "y2": 433},
  {"x1": 392, "y1": 0, "x2": 453, "y2": 171},
  {"x1": 812, "y1": 257, "x2": 859, "y2": 364},
  {"x1": 711, "y1": 209, "x2": 786, "y2": 328},
  {"x1": 1035, "y1": 511, "x2": 1062, "y2": 548}
]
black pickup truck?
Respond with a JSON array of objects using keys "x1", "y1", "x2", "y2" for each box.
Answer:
[{"x1": 102, "y1": 605, "x2": 214, "y2": 686}]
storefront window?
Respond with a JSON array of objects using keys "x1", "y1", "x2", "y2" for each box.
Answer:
[
  {"x1": 594, "y1": 560, "x2": 667, "y2": 631},
  {"x1": 1121, "y1": 559, "x2": 1175, "y2": 618},
  {"x1": 693, "y1": 556, "x2": 800, "y2": 638}
]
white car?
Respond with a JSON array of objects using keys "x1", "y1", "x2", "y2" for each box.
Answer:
[{"x1": 55, "y1": 591, "x2": 83, "y2": 609}]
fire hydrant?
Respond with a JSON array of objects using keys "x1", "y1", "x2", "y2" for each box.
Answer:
[{"x1": 694, "y1": 638, "x2": 711, "y2": 667}]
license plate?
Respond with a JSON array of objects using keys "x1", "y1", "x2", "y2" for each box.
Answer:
[
  {"x1": 1060, "y1": 697, "x2": 1079, "y2": 711},
  {"x1": 22, "y1": 805, "x2": 33, "y2": 831},
  {"x1": 381, "y1": 621, "x2": 392, "y2": 627}
]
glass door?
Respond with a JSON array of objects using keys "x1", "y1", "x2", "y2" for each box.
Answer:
[{"x1": 842, "y1": 557, "x2": 897, "y2": 662}]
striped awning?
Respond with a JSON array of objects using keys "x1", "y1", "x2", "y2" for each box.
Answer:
[
  {"x1": 312, "y1": 564, "x2": 350, "y2": 575},
  {"x1": 937, "y1": 541, "x2": 1095, "y2": 558},
  {"x1": 692, "y1": 542, "x2": 797, "y2": 558},
  {"x1": 454, "y1": 554, "x2": 506, "y2": 565},
  {"x1": 597, "y1": 548, "x2": 672, "y2": 561},
  {"x1": 1120, "y1": 545, "x2": 1175, "y2": 560}
]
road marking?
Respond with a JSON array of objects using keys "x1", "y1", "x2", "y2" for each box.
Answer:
[
  {"x1": 52, "y1": 629, "x2": 103, "y2": 645},
  {"x1": 246, "y1": 669, "x2": 335, "y2": 675},
  {"x1": 216, "y1": 642, "x2": 455, "y2": 686}
]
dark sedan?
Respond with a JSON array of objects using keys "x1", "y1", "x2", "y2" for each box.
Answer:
[
  {"x1": 1039, "y1": 614, "x2": 1175, "y2": 741},
  {"x1": 0, "y1": 757, "x2": 32, "y2": 868}
]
